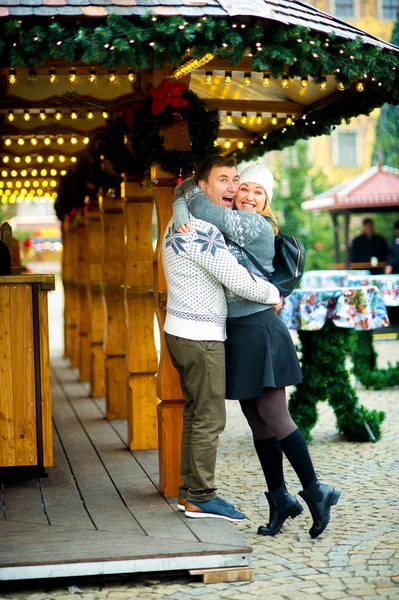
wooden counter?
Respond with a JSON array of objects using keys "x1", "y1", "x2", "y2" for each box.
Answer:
[{"x1": 0, "y1": 274, "x2": 55, "y2": 469}]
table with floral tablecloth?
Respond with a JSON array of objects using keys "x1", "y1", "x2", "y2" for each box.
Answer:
[
  {"x1": 280, "y1": 286, "x2": 388, "y2": 443},
  {"x1": 300, "y1": 270, "x2": 371, "y2": 291},
  {"x1": 345, "y1": 274, "x2": 399, "y2": 307}
]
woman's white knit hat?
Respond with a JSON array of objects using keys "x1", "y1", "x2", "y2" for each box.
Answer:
[{"x1": 239, "y1": 162, "x2": 274, "y2": 203}]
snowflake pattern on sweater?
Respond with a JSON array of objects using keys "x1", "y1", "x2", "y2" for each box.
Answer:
[{"x1": 163, "y1": 217, "x2": 279, "y2": 341}]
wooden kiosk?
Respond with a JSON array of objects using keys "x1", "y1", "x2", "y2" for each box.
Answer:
[
  {"x1": 0, "y1": 273, "x2": 55, "y2": 472},
  {"x1": 1, "y1": 0, "x2": 399, "y2": 584}
]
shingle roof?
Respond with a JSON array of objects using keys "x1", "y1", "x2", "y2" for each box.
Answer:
[
  {"x1": 302, "y1": 166, "x2": 399, "y2": 212},
  {"x1": 0, "y1": 0, "x2": 397, "y2": 53}
]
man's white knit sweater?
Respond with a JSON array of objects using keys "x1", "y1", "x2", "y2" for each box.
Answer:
[{"x1": 163, "y1": 216, "x2": 280, "y2": 341}]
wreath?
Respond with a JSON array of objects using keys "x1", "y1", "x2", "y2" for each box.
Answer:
[{"x1": 130, "y1": 80, "x2": 220, "y2": 178}]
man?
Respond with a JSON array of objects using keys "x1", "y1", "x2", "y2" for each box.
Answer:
[
  {"x1": 385, "y1": 220, "x2": 399, "y2": 274},
  {"x1": 163, "y1": 155, "x2": 280, "y2": 522},
  {"x1": 350, "y1": 217, "x2": 388, "y2": 274}
]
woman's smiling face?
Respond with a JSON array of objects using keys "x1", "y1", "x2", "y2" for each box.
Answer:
[{"x1": 235, "y1": 181, "x2": 267, "y2": 213}]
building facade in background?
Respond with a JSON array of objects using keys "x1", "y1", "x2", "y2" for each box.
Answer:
[{"x1": 306, "y1": 0, "x2": 397, "y2": 184}]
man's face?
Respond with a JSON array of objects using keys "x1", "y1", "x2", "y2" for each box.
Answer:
[
  {"x1": 198, "y1": 166, "x2": 239, "y2": 209},
  {"x1": 363, "y1": 222, "x2": 374, "y2": 237}
]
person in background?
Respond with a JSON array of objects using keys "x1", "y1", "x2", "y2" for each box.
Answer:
[
  {"x1": 163, "y1": 155, "x2": 281, "y2": 523},
  {"x1": 173, "y1": 162, "x2": 341, "y2": 539},
  {"x1": 350, "y1": 218, "x2": 388, "y2": 274},
  {"x1": 385, "y1": 220, "x2": 399, "y2": 274}
]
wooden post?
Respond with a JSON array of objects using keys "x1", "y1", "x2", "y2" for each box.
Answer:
[
  {"x1": 344, "y1": 211, "x2": 350, "y2": 269},
  {"x1": 85, "y1": 200, "x2": 105, "y2": 398},
  {"x1": 100, "y1": 194, "x2": 128, "y2": 420},
  {"x1": 123, "y1": 178, "x2": 159, "y2": 450},
  {"x1": 332, "y1": 212, "x2": 340, "y2": 264},
  {"x1": 61, "y1": 222, "x2": 72, "y2": 360},
  {"x1": 77, "y1": 208, "x2": 90, "y2": 382},
  {"x1": 68, "y1": 216, "x2": 80, "y2": 369},
  {"x1": 151, "y1": 164, "x2": 185, "y2": 497}
]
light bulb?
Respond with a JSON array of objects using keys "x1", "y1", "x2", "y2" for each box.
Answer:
[
  {"x1": 102, "y1": 111, "x2": 109, "y2": 119},
  {"x1": 88, "y1": 69, "x2": 97, "y2": 83},
  {"x1": 271, "y1": 114, "x2": 278, "y2": 126},
  {"x1": 44, "y1": 137, "x2": 51, "y2": 146},
  {"x1": 280, "y1": 75, "x2": 289, "y2": 89},
  {"x1": 48, "y1": 69, "x2": 57, "y2": 84},
  {"x1": 237, "y1": 141, "x2": 244, "y2": 149},
  {"x1": 83, "y1": 137, "x2": 89, "y2": 144},
  {"x1": 87, "y1": 110, "x2": 94, "y2": 120},
  {"x1": 7, "y1": 110, "x2": 14, "y2": 122},
  {"x1": 224, "y1": 71, "x2": 232, "y2": 85},
  {"x1": 300, "y1": 76, "x2": 309, "y2": 88},
  {"x1": 243, "y1": 72, "x2": 251, "y2": 86},
  {"x1": 68, "y1": 69, "x2": 77, "y2": 83},
  {"x1": 2, "y1": 156, "x2": 9, "y2": 163},
  {"x1": 262, "y1": 73, "x2": 271, "y2": 87},
  {"x1": 18, "y1": 138, "x2": 25, "y2": 146},
  {"x1": 14, "y1": 157, "x2": 21, "y2": 163},
  {"x1": 223, "y1": 140, "x2": 231, "y2": 149},
  {"x1": 108, "y1": 70, "x2": 117, "y2": 83},
  {"x1": 23, "y1": 110, "x2": 31, "y2": 121},
  {"x1": 30, "y1": 137, "x2": 38, "y2": 146},
  {"x1": 256, "y1": 113, "x2": 262, "y2": 125},
  {"x1": 48, "y1": 156, "x2": 55, "y2": 163},
  {"x1": 286, "y1": 115, "x2": 293, "y2": 126},
  {"x1": 25, "y1": 156, "x2": 31, "y2": 164},
  {"x1": 356, "y1": 81, "x2": 365, "y2": 92},
  {"x1": 337, "y1": 82, "x2": 345, "y2": 91},
  {"x1": 8, "y1": 69, "x2": 17, "y2": 84},
  {"x1": 39, "y1": 110, "x2": 46, "y2": 121},
  {"x1": 57, "y1": 137, "x2": 64, "y2": 145},
  {"x1": 71, "y1": 110, "x2": 78, "y2": 120},
  {"x1": 226, "y1": 112, "x2": 233, "y2": 123},
  {"x1": 240, "y1": 112, "x2": 247, "y2": 124},
  {"x1": 71, "y1": 136, "x2": 78, "y2": 144},
  {"x1": 319, "y1": 76, "x2": 328, "y2": 90},
  {"x1": 128, "y1": 69, "x2": 136, "y2": 82},
  {"x1": 55, "y1": 110, "x2": 62, "y2": 120},
  {"x1": 5, "y1": 138, "x2": 12, "y2": 146},
  {"x1": 204, "y1": 71, "x2": 213, "y2": 84},
  {"x1": 37, "y1": 156, "x2": 44, "y2": 163}
]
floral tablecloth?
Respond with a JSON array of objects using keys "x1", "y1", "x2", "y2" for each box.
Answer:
[
  {"x1": 346, "y1": 275, "x2": 399, "y2": 307},
  {"x1": 300, "y1": 270, "x2": 371, "y2": 290},
  {"x1": 281, "y1": 286, "x2": 389, "y2": 331}
]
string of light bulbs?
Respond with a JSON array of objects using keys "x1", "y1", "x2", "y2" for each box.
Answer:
[
  {"x1": 2, "y1": 136, "x2": 90, "y2": 147},
  {"x1": 5, "y1": 109, "x2": 110, "y2": 121},
  {"x1": 203, "y1": 70, "x2": 370, "y2": 92},
  {"x1": 8, "y1": 68, "x2": 137, "y2": 85}
]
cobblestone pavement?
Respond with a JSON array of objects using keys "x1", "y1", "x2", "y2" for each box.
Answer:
[{"x1": 2, "y1": 338, "x2": 398, "y2": 600}]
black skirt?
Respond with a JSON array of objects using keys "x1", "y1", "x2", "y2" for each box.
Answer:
[{"x1": 226, "y1": 308, "x2": 302, "y2": 400}]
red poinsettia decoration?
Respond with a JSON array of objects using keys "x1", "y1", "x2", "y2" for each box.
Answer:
[{"x1": 150, "y1": 79, "x2": 189, "y2": 116}]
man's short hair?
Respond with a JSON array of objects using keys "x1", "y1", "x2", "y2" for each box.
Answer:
[
  {"x1": 363, "y1": 218, "x2": 373, "y2": 226},
  {"x1": 195, "y1": 155, "x2": 237, "y2": 183}
]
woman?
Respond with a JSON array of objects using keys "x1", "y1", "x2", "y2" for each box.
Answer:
[{"x1": 173, "y1": 161, "x2": 340, "y2": 539}]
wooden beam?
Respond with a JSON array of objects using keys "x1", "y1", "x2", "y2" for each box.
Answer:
[{"x1": 206, "y1": 99, "x2": 304, "y2": 115}]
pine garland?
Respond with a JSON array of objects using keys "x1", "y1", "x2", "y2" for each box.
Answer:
[
  {"x1": 1, "y1": 14, "x2": 398, "y2": 158},
  {"x1": 289, "y1": 321, "x2": 386, "y2": 442},
  {"x1": 350, "y1": 330, "x2": 399, "y2": 390},
  {"x1": 130, "y1": 89, "x2": 220, "y2": 176}
]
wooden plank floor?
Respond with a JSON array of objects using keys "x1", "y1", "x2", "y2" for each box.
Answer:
[{"x1": 0, "y1": 357, "x2": 251, "y2": 582}]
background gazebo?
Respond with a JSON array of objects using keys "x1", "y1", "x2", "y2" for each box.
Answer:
[{"x1": 302, "y1": 164, "x2": 399, "y2": 268}]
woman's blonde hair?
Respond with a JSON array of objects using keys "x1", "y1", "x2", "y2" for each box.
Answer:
[{"x1": 260, "y1": 196, "x2": 279, "y2": 236}]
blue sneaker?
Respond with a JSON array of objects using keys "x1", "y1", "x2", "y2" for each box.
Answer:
[{"x1": 185, "y1": 496, "x2": 246, "y2": 522}]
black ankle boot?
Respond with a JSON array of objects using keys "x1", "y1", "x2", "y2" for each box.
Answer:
[
  {"x1": 258, "y1": 486, "x2": 304, "y2": 536},
  {"x1": 298, "y1": 477, "x2": 341, "y2": 539}
]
